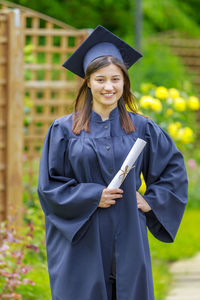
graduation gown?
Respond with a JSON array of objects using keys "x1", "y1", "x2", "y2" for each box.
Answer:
[{"x1": 37, "y1": 107, "x2": 188, "y2": 300}]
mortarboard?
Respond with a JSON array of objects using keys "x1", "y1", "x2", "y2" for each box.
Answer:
[{"x1": 62, "y1": 25, "x2": 142, "y2": 78}]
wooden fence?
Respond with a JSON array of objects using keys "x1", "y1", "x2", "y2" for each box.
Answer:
[{"x1": 0, "y1": 1, "x2": 88, "y2": 225}]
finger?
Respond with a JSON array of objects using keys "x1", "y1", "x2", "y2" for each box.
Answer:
[
  {"x1": 110, "y1": 193, "x2": 123, "y2": 199},
  {"x1": 102, "y1": 191, "x2": 123, "y2": 199},
  {"x1": 103, "y1": 200, "x2": 116, "y2": 207},
  {"x1": 104, "y1": 193, "x2": 123, "y2": 200},
  {"x1": 99, "y1": 199, "x2": 116, "y2": 208},
  {"x1": 102, "y1": 203, "x2": 111, "y2": 208},
  {"x1": 98, "y1": 202, "x2": 110, "y2": 208},
  {"x1": 106, "y1": 188, "x2": 124, "y2": 194},
  {"x1": 108, "y1": 200, "x2": 116, "y2": 205}
]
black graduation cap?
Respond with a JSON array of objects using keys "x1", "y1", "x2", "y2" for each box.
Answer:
[{"x1": 62, "y1": 25, "x2": 142, "y2": 78}]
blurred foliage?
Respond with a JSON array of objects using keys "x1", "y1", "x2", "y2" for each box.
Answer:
[
  {"x1": 186, "y1": 159, "x2": 200, "y2": 209},
  {"x1": 178, "y1": 0, "x2": 200, "y2": 26},
  {"x1": 10, "y1": 0, "x2": 200, "y2": 37},
  {"x1": 143, "y1": 0, "x2": 200, "y2": 37},
  {"x1": 0, "y1": 208, "x2": 50, "y2": 299},
  {"x1": 16, "y1": 263, "x2": 51, "y2": 300},
  {"x1": 10, "y1": 0, "x2": 135, "y2": 37},
  {"x1": 0, "y1": 219, "x2": 39, "y2": 299},
  {"x1": 129, "y1": 41, "x2": 193, "y2": 92}
]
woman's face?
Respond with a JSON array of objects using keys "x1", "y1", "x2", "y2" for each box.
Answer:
[{"x1": 88, "y1": 63, "x2": 124, "y2": 113}]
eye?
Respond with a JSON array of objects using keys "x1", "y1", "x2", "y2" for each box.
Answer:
[
  {"x1": 113, "y1": 77, "x2": 120, "y2": 81},
  {"x1": 96, "y1": 78, "x2": 104, "y2": 83}
]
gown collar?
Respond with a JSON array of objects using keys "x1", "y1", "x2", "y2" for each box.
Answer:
[{"x1": 90, "y1": 106, "x2": 119, "y2": 123}]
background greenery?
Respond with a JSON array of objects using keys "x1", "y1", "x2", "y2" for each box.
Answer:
[{"x1": 10, "y1": 0, "x2": 200, "y2": 37}]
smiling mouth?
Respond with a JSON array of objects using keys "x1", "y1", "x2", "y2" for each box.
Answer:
[{"x1": 102, "y1": 93, "x2": 115, "y2": 97}]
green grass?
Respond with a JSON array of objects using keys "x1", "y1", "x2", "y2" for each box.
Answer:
[
  {"x1": 150, "y1": 208, "x2": 200, "y2": 299},
  {"x1": 152, "y1": 259, "x2": 171, "y2": 300}
]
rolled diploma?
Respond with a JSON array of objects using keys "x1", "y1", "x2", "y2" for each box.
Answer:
[{"x1": 107, "y1": 138, "x2": 146, "y2": 189}]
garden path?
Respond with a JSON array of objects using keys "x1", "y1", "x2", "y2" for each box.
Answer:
[{"x1": 165, "y1": 252, "x2": 200, "y2": 300}]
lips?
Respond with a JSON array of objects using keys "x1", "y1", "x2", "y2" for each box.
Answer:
[{"x1": 102, "y1": 93, "x2": 115, "y2": 98}]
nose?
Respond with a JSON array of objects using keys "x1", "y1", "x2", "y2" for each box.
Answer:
[{"x1": 103, "y1": 81, "x2": 113, "y2": 91}]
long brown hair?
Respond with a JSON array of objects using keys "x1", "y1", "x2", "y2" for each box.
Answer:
[{"x1": 72, "y1": 56, "x2": 137, "y2": 135}]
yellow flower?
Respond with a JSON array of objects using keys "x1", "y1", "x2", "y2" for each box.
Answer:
[
  {"x1": 178, "y1": 127, "x2": 194, "y2": 144},
  {"x1": 155, "y1": 86, "x2": 168, "y2": 100},
  {"x1": 168, "y1": 122, "x2": 182, "y2": 138},
  {"x1": 174, "y1": 97, "x2": 186, "y2": 112},
  {"x1": 169, "y1": 88, "x2": 180, "y2": 99},
  {"x1": 150, "y1": 98, "x2": 162, "y2": 112},
  {"x1": 138, "y1": 173, "x2": 146, "y2": 195},
  {"x1": 166, "y1": 108, "x2": 173, "y2": 116},
  {"x1": 139, "y1": 96, "x2": 153, "y2": 109},
  {"x1": 187, "y1": 96, "x2": 200, "y2": 110},
  {"x1": 139, "y1": 96, "x2": 162, "y2": 112}
]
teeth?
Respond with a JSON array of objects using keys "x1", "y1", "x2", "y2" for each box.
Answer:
[{"x1": 104, "y1": 93, "x2": 113, "y2": 96}]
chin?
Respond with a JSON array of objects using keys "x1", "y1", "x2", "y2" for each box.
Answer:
[{"x1": 103, "y1": 102, "x2": 117, "y2": 107}]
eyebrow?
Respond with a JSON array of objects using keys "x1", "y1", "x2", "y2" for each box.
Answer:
[{"x1": 95, "y1": 74, "x2": 121, "y2": 77}]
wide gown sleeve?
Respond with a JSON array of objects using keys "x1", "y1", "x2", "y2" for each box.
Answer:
[
  {"x1": 37, "y1": 120, "x2": 105, "y2": 244},
  {"x1": 142, "y1": 119, "x2": 188, "y2": 243}
]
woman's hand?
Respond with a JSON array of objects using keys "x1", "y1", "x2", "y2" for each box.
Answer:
[
  {"x1": 98, "y1": 188, "x2": 123, "y2": 208},
  {"x1": 136, "y1": 191, "x2": 151, "y2": 213}
]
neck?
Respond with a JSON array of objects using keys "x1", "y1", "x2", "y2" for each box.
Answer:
[{"x1": 92, "y1": 103, "x2": 117, "y2": 121}]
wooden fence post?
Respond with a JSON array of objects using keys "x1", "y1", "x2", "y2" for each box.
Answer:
[
  {"x1": 0, "y1": 11, "x2": 8, "y2": 222},
  {"x1": 6, "y1": 9, "x2": 24, "y2": 226}
]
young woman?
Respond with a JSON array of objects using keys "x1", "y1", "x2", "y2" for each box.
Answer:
[{"x1": 38, "y1": 25, "x2": 188, "y2": 300}]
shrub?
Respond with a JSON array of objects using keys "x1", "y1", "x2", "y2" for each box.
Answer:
[
  {"x1": 135, "y1": 84, "x2": 200, "y2": 153},
  {"x1": 0, "y1": 220, "x2": 37, "y2": 299}
]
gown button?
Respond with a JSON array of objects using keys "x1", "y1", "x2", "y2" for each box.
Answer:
[
  {"x1": 109, "y1": 168, "x2": 113, "y2": 173},
  {"x1": 106, "y1": 145, "x2": 111, "y2": 150},
  {"x1": 104, "y1": 125, "x2": 108, "y2": 129}
]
